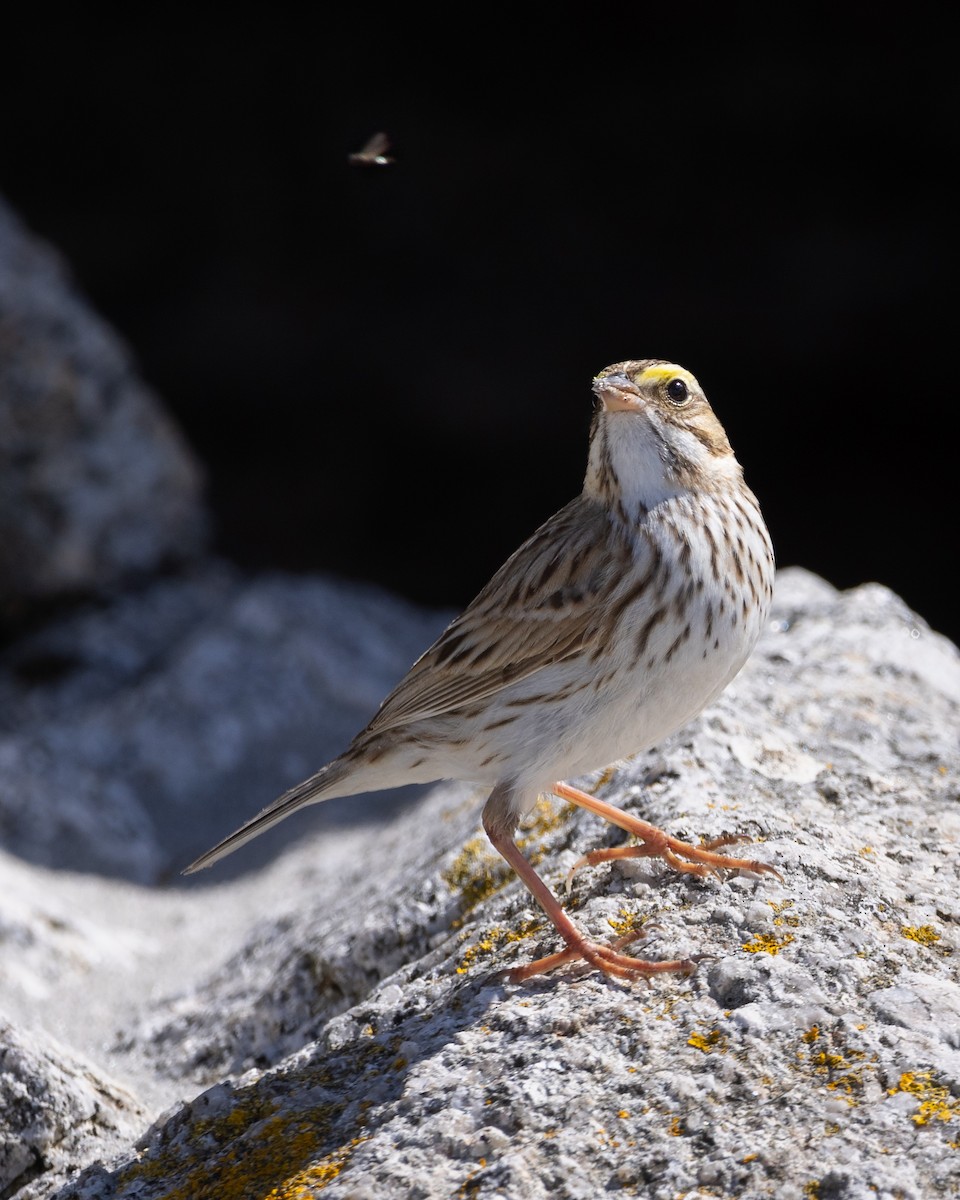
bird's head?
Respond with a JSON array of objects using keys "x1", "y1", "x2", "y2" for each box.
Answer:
[{"x1": 584, "y1": 360, "x2": 742, "y2": 515}]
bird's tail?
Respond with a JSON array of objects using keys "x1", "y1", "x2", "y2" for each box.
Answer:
[{"x1": 182, "y1": 757, "x2": 356, "y2": 875}]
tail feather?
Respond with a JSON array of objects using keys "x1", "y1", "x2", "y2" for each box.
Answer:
[{"x1": 182, "y1": 758, "x2": 354, "y2": 875}]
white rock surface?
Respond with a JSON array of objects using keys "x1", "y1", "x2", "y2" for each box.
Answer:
[{"x1": 1, "y1": 567, "x2": 958, "y2": 1200}]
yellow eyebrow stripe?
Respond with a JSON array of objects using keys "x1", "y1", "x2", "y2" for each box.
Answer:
[{"x1": 637, "y1": 364, "x2": 689, "y2": 384}]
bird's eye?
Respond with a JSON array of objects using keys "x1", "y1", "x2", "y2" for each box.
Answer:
[{"x1": 666, "y1": 377, "x2": 689, "y2": 405}]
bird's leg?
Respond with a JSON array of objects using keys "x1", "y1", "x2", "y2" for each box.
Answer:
[
  {"x1": 481, "y1": 785, "x2": 696, "y2": 983},
  {"x1": 552, "y1": 781, "x2": 782, "y2": 884}
]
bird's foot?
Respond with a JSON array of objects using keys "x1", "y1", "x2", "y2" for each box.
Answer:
[
  {"x1": 553, "y1": 781, "x2": 783, "y2": 887},
  {"x1": 482, "y1": 805, "x2": 700, "y2": 986},
  {"x1": 493, "y1": 926, "x2": 698, "y2": 984}
]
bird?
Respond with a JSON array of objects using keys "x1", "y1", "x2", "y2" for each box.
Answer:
[{"x1": 184, "y1": 360, "x2": 779, "y2": 982}]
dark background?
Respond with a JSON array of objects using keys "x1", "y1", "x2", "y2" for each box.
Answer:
[{"x1": 4, "y1": 10, "x2": 957, "y2": 644}]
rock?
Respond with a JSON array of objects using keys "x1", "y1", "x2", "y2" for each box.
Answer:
[
  {"x1": 1, "y1": 567, "x2": 959, "y2": 1199},
  {"x1": 0, "y1": 196, "x2": 207, "y2": 615},
  {"x1": 0, "y1": 563, "x2": 449, "y2": 879},
  {"x1": 0, "y1": 1020, "x2": 146, "y2": 1200}
]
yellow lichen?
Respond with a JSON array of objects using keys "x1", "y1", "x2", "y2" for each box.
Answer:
[
  {"x1": 443, "y1": 802, "x2": 572, "y2": 919},
  {"x1": 116, "y1": 1098, "x2": 352, "y2": 1200},
  {"x1": 768, "y1": 899, "x2": 799, "y2": 928},
  {"x1": 455, "y1": 918, "x2": 542, "y2": 973},
  {"x1": 888, "y1": 1072, "x2": 959, "y2": 1126},
  {"x1": 607, "y1": 907, "x2": 646, "y2": 938},
  {"x1": 901, "y1": 924, "x2": 942, "y2": 947},
  {"x1": 515, "y1": 794, "x2": 575, "y2": 869},
  {"x1": 272, "y1": 1137, "x2": 368, "y2": 1196},
  {"x1": 595, "y1": 1125, "x2": 622, "y2": 1149},
  {"x1": 442, "y1": 837, "x2": 510, "y2": 915},
  {"x1": 458, "y1": 1158, "x2": 489, "y2": 1200},
  {"x1": 687, "y1": 1028, "x2": 728, "y2": 1053},
  {"x1": 797, "y1": 1027, "x2": 873, "y2": 1104},
  {"x1": 742, "y1": 933, "x2": 794, "y2": 955},
  {"x1": 815, "y1": 1050, "x2": 847, "y2": 1072},
  {"x1": 521, "y1": 794, "x2": 571, "y2": 839}
]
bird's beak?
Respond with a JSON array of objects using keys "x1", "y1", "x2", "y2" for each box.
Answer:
[{"x1": 592, "y1": 373, "x2": 641, "y2": 414}]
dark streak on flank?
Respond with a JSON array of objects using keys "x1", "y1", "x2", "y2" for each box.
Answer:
[
  {"x1": 483, "y1": 715, "x2": 518, "y2": 732},
  {"x1": 664, "y1": 622, "x2": 692, "y2": 663},
  {"x1": 702, "y1": 520, "x2": 721, "y2": 582},
  {"x1": 635, "y1": 606, "x2": 668, "y2": 657}
]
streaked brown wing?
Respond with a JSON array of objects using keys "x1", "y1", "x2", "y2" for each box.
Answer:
[{"x1": 366, "y1": 498, "x2": 624, "y2": 733}]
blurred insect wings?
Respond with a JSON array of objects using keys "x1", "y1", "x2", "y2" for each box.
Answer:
[{"x1": 348, "y1": 132, "x2": 394, "y2": 166}]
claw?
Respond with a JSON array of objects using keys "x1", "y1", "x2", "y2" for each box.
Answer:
[
  {"x1": 495, "y1": 936, "x2": 697, "y2": 985},
  {"x1": 552, "y1": 781, "x2": 783, "y2": 884}
]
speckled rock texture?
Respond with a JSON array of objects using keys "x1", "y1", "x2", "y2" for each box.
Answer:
[
  {"x1": 1, "y1": 567, "x2": 958, "y2": 1200},
  {"x1": 0, "y1": 196, "x2": 207, "y2": 613},
  {"x1": 0, "y1": 1020, "x2": 145, "y2": 1200}
]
